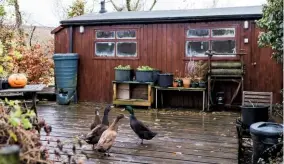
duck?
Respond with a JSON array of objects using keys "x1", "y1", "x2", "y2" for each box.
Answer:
[
  {"x1": 84, "y1": 105, "x2": 112, "y2": 149},
  {"x1": 123, "y1": 106, "x2": 157, "y2": 144},
  {"x1": 90, "y1": 107, "x2": 101, "y2": 130},
  {"x1": 95, "y1": 114, "x2": 125, "y2": 156}
]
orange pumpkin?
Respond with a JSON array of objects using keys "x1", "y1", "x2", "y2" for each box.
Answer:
[{"x1": 8, "y1": 74, "x2": 28, "y2": 88}]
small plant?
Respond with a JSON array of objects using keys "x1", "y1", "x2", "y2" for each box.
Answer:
[
  {"x1": 114, "y1": 65, "x2": 131, "y2": 70},
  {"x1": 184, "y1": 60, "x2": 196, "y2": 79},
  {"x1": 0, "y1": 99, "x2": 52, "y2": 163},
  {"x1": 137, "y1": 66, "x2": 154, "y2": 71},
  {"x1": 173, "y1": 70, "x2": 182, "y2": 81},
  {"x1": 195, "y1": 61, "x2": 208, "y2": 82}
]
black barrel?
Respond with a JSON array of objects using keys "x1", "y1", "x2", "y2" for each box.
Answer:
[
  {"x1": 240, "y1": 105, "x2": 269, "y2": 126},
  {"x1": 250, "y1": 122, "x2": 283, "y2": 164}
]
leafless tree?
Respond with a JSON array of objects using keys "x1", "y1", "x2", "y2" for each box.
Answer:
[{"x1": 109, "y1": 0, "x2": 157, "y2": 11}]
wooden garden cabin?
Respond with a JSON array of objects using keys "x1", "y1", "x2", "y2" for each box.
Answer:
[{"x1": 51, "y1": 5, "x2": 283, "y2": 108}]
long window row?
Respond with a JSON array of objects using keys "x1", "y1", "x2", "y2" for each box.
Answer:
[{"x1": 93, "y1": 27, "x2": 236, "y2": 58}]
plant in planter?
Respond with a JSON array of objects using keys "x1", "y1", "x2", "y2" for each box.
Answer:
[
  {"x1": 173, "y1": 70, "x2": 182, "y2": 87},
  {"x1": 191, "y1": 78, "x2": 199, "y2": 88},
  {"x1": 114, "y1": 65, "x2": 132, "y2": 81},
  {"x1": 183, "y1": 59, "x2": 196, "y2": 88},
  {"x1": 195, "y1": 61, "x2": 208, "y2": 88},
  {"x1": 136, "y1": 66, "x2": 154, "y2": 82}
]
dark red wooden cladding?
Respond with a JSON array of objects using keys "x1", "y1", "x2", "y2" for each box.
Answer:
[{"x1": 54, "y1": 21, "x2": 283, "y2": 106}]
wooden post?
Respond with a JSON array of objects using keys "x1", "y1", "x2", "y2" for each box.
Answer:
[
  {"x1": 113, "y1": 83, "x2": 117, "y2": 102},
  {"x1": 148, "y1": 84, "x2": 151, "y2": 109}
]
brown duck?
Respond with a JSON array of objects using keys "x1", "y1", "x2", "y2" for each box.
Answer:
[
  {"x1": 85, "y1": 105, "x2": 112, "y2": 149},
  {"x1": 94, "y1": 114, "x2": 124, "y2": 156}
]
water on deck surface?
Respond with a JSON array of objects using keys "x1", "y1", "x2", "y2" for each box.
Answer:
[{"x1": 38, "y1": 102, "x2": 240, "y2": 164}]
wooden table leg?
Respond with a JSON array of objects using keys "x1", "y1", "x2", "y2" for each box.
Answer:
[{"x1": 31, "y1": 92, "x2": 38, "y2": 116}]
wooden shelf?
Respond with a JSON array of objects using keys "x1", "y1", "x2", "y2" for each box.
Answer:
[
  {"x1": 154, "y1": 86, "x2": 206, "y2": 91},
  {"x1": 112, "y1": 81, "x2": 153, "y2": 108}
]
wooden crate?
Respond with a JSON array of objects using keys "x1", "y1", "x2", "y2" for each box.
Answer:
[{"x1": 117, "y1": 84, "x2": 130, "y2": 99}]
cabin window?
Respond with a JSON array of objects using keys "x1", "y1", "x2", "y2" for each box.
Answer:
[
  {"x1": 116, "y1": 30, "x2": 136, "y2": 39},
  {"x1": 94, "y1": 29, "x2": 137, "y2": 58},
  {"x1": 186, "y1": 27, "x2": 236, "y2": 57},
  {"x1": 117, "y1": 42, "x2": 137, "y2": 57},
  {"x1": 96, "y1": 31, "x2": 115, "y2": 39},
  {"x1": 95, "y1": 42, "x2": 115, "y2": 57}
]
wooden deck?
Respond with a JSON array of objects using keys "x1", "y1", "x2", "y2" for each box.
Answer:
[{"x1": 38, "y1": 102, "x2": 240, "y2": 164}]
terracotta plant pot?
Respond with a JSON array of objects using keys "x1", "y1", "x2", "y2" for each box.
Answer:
[
  {"x1": 182, "y1": 78, "x2": 191, "y2": 88},
  {"x1": 173, "y1": 81, "x2": 178, "y2": 87}
]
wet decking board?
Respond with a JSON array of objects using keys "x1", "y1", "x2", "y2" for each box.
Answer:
[{"x1": 38, "y1": 103, "x2": 239, "y2": 164}]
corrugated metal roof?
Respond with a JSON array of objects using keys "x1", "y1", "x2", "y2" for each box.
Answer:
[{"x1": 60, "y1": 5, "x2": 263, "y2": 25}]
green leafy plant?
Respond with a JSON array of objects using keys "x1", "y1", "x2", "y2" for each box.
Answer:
[
  {"x1": 256, "y1": 0, "x2": 283, "y2": 63},
  {"x1": 114, "y1": 65, "x2": 131, "y2": 70},
  {"x1": 137, "y1": 66, "x2": 154, "y2": 71},
  {"x1": 4, "y1": 98, "x2": 36, "y2": 130}
]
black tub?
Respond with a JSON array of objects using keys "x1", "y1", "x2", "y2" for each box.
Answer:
[
  {"x1": 158, "y1": 73, "x2": 173, "y2": 87},
  {"x1": 152, "y1": 70, "x2": 161, "y2": 84},
  {"x1": 240, "y1": 105, "x2": 269, "y2": 127},
  {"x1": 136, "y1": 70, "x2": 153, "y2": 82},
  {"x1": 115, "y1": 69, "x2": 132, "y2": 81}
]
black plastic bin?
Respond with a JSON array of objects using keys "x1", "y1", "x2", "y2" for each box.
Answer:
[
  {"x1": 136, "y1": 70, "x2": 153, "y2": 82},
  {"x1": 152, "y1": 70, "x2": 161, "y2": 84},
  {"x1": 240, "y1": 105, "x2": 269, "y2": 127},
  {"x1": 115, "y1": 69, "x2": 132, "y2": 81},
  {"x1": 1, "y1": 79, "x2": 9, "y2": 89},
  {"x1": 250, "y1": 122, "x2": 283, "y2": 164},
  {"x1": 158, "y1": 73, "x2": 173, "y2": 87}
]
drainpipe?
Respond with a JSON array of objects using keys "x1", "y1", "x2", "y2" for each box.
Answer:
[{"x1": 68, "y1": 26, "x2": 73, "y2": 53}]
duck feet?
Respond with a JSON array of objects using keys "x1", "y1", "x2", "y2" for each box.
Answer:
[{"x1": 140, "y1": 139, "x2": 144, "y2": 145}]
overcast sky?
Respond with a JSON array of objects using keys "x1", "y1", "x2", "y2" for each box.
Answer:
[{"x1": 18, "y1": 0, "x2": 267, "y2": 27}]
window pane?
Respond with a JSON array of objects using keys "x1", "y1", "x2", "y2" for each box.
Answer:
[
  {"x1": 117, "y1": 42, "x2": 137, "y2": 57},
  {"x1": 212, "y1": 28, "x2": 235, "y2": 37},
  {"x1": 187, "y1": 29, "x2": 209, "y2": 38},
  {"x1": 96, "y1": 31, "x2": 115, "y2": 39},
  {"x1": 212, "y1": 40, "x2": 236, "y2": 53},
  {"x1": 95, "y1": 42, "x2": 115, "y2": 56},
  {"x1": 186, "y1": 41, "x2": 209, "y2": 56},
  {"x1": 116, "y1": 30, "x2": 136, "y2": 39}
]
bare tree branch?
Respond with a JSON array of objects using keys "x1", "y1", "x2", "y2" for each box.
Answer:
[
  {"x1": 29, "y1": 26, "x2": 36, "y2": 47},
  {"x1": 149, "y1": 0, "x2": 157, "y2": 11},
  {"x1": 110, "y1": 0, "x2": 124, "y2": 11},
  {"x1": 133, "y1": 0, "x2": 140, "y2": 11}
]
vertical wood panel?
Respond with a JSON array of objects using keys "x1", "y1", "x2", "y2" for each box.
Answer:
[{"x1": 54, "y1": 21, "x2": 283, "y2": 106}]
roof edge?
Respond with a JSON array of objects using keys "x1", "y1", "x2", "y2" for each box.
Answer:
[
  {"x1": 51, "y1": 25, "x2": 64, "y2": 34},
  {"x1": 60, "y1": 14, "x2": 262, "y2": 26}
]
